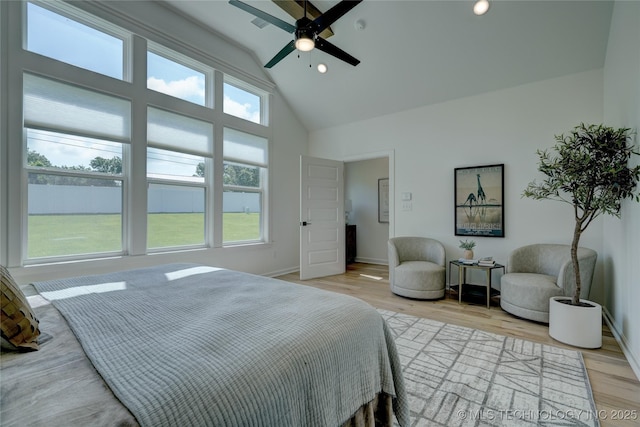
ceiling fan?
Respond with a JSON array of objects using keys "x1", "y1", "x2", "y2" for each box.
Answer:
[{"x1": 229, "y1": 0, "x2": 362, "y2": 68}]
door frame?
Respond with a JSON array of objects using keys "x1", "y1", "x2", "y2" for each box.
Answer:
[{"x1": 298, "y1": 150, "x2": 394, "y2": 280}]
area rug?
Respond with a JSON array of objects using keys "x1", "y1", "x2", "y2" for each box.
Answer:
[{"x1": 379, "y1": 310, "x2": 599, "y2": 427}]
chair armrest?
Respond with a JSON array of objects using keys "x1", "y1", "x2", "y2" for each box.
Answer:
[
  {"x1": 556, "y1": 258, "x2": 575, "y2": 296},
  {"x1": 557, "y1": 249, "x2": 597, "y2": 298},
  {"x1": 428, "y1": 241, "x2": 446, "y2": 267},
  {"x1": 388, "y1": 241, "x2": 400, "y2": 269}
]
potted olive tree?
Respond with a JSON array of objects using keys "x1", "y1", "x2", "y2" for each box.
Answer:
[{"x1": 523, "y1": 124, "x2": 640, "y2": 348}]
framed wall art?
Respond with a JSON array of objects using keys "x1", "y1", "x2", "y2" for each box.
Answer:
[
  {"x1": 454, "y1": 164, "x2": 504, "y2": 237},
  {"x1": 378, "y1": 178, "x2": 389, "y2": 223}
]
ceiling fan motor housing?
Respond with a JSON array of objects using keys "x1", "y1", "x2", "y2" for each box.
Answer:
[{"x1": 295, "y1": 17, "x2": 315, "y2": 43}]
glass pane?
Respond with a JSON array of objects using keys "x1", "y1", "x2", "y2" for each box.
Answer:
[
  {"x1": 223, "y1": 128, "x2": 267, "y2": 166},
  {"x1": 147, "y1": 107, "x2": 212, "y2": 156},
  {"x1": 223, "y1": 162, "x2": 261, "y2": 188},
  {"x1": 147, "y1": 147, "x2": 205, "y2": 183},
  {"x1": 223, "y1": 191, "x2": 261, "y2": 242},
  {"x1": 223, "y1": 82, "x2": 261, "y2": 124},
  {"x1": 27, "y1": 3, "x2": 124, "y2": 79},
  {"x1": 28, "y1": 173, "x2": 122, "y2": 258},
  {"x1": 148, "y1": 184, "x2": 205, "y2": 249},
  {"x1": 27, "y1": 129, "x2": 123, "y2": 173},
  {"x1": 148, "y1": 51, "x2": 205, "y2": 106}
]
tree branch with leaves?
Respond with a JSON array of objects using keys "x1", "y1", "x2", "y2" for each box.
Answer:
[{"x1": 523, "y1": 124, "x2": 640, "y2": 305}]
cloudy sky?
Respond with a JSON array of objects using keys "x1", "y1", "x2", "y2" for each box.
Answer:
[{"x1": 26, "y1": 2, "x2": 260, "y2": 176}]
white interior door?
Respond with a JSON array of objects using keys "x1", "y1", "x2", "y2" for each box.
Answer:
[{"x1": 300, "y1": 156, "x2": 345, "y2": 280}]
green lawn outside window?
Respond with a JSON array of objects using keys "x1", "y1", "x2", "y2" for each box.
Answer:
[{"x1": 28, "y1": 213, "x2": 260, "y2": 258}]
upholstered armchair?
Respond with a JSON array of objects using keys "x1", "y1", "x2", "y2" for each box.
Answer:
[
  {"x1": 388, "y1": 237, "x2": 446, "y2": 299},
  {"x1": 500, "y1": 244, "x2": 597, "y2": 323}
]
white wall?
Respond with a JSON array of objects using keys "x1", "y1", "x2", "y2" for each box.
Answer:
[
  {"x1": 312, "y1": 8, "x2": 640, "y2": 375},
  {"x1": 310, "y1": 69, "x2": 604, "y2": 282},
  {"x1": 602, "y1": 0, "x2": 640, "y2": 378},
  {"x1": 345, "y1": 157, "x2": 389, "y2": 264}
]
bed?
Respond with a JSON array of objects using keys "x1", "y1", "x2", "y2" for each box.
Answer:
[{"x1": 1, "y1": 263, "x2": 409, "y2": 426}]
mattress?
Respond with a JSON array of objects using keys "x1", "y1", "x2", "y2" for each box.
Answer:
[{"x1": 1, "y1": 264, "x2": 409, "y2": 427}]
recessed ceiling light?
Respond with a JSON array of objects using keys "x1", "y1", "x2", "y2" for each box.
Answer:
[
  {"x1": 473, "y1": 0, "x2": 490, "y2": 16},
  {"x1": 317, "y1": 63, "x2": 328, "y2": 74}
]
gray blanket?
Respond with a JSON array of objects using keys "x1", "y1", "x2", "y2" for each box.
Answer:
[{"x1": 32, "y1": 264, "x2": 409, "y2": 427}]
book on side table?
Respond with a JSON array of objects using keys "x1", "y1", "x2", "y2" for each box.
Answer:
[{"x1": 478, "y1": 256, "x2": 495, "y2": 267}]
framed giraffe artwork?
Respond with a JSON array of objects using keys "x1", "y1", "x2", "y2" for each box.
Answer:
[{"x1": 454, "y1": 164, "x2": 504, "y2": 237}]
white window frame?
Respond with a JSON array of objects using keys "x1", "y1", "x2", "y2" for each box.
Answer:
[
  {"x1": 222, "y1": 127, "x2": 268, "y2": 245},
  {"x1": 4, "y1": 0, "x2": 274, "y2": 267},
  {"x1": 25, "y1": 0, "x2": 133, "y2": 81},
  {"x1": 224, "y1": 75, "x2": 269, "y2": 126},
  {"x1": 147, "y1": 41, "x2": 214, "y2": 108},
  {"x1": 146, "y1": 150, "x2": 211, "y2": 252},
  {"x1": 23, "y1": 129, "x2": 129, "y2": 263}
]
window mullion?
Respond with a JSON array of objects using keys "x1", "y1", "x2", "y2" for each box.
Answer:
[
  {"x1": 128, "y1": 34, "x2": 148, "y2": 256},
  {"x1": 212, "y1": 70, "x2": 225, "y2": 248},
  {"x1": 223, "y1": 185, "x2": 262, "y2": 193}
]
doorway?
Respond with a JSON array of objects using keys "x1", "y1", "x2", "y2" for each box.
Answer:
[
  {"x1": 299, "y1": 151, "x2": 393, "y2": 280},
  {"x1": 344, "y1": 155, "x2": 391, "y2": 265}
]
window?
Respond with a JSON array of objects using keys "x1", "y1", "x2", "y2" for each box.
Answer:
[
  {"x1": 23, "y1": 74, "x2": 130, "y2": 260},
  {"x1": 223, "y1": 128, "x2": 267, "y2": 243},
  {"x1": 25, "y1": 131, "x2": 125, "y2": 259},
  {"x1": 147, "y1": 107, "x2": 212, "y2": 250},
  {"x1": 224, "y1": 79, "x2": 264, "y2": 124},
  {"x1": 27, "y1": 171, "x2": 123, "y2": 259},
  {"x1": 13, "y1": 1, "x2": 272, "y2": 265},
  {"x1": 26, "y1": 2, "x2": 127, "y2": 80},
  {"x1": 147, "y1": 44, "x2": 208, "y2": 106}
]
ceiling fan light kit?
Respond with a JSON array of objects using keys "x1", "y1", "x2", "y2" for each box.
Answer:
[
  {"x1": 295, "y1": 35, "x2": 315, "y2": 52},
  {"x1": 229, "y1": 0, "x2": 362, "y2": 68}
]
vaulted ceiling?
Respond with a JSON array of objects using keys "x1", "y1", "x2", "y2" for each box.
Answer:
[{"x1": 163, "y1": 1, "x2": 614, "y2": 131}]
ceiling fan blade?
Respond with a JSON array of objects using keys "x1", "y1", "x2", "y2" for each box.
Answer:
[
  {"x1": 264, "y1": 40, "x2": 296, "y2": 68},
  {"x1": 229, "y1": 0, "x2": 296, "y2": 33},
  {"x1": 312, "y1": 0, "x2": 363, "y2": 34},
  {"x1": 314, "y1": 37, "x2": 360, "y2": 66}
]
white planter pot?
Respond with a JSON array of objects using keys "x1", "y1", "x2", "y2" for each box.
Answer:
[{"x1": 549, "y1": 297, "x2": 602, "y2": 349}]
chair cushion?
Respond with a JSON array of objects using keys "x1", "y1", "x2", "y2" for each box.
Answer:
[
  {"x1": 1, "y1": 265, "x2": 41, "y2": 351},
  {"x1": 394, "y1": 261, "x2": 445, "y2": 292},
  {"x1": 500, "y1": 272, "x2": 564, "y2": 312}
]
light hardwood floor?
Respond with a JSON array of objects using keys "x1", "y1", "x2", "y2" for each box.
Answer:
[{"x1": 278, "y1": 263, "x2": 640, "y2": 427}]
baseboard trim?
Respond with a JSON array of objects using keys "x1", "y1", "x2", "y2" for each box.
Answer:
[
  {"x1": 265, "y1": 266, "x2": 299, "y2": 278},
  {"x1": 602, "y1": 307, "x2": 640, "y2": 381},
  {"x1": 354, "y1": 257, "x2": 388, "y2": 265}
]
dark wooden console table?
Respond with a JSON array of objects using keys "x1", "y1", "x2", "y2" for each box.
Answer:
[{"x1": 346, "y1": 224, "x2": 356, "y2": 265}]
